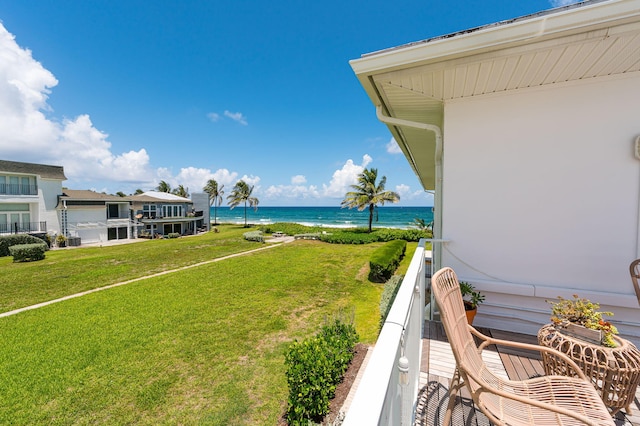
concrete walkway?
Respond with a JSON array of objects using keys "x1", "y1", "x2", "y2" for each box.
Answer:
[{"x1": 0, "y1": 238, "x2": 294, "y2": 319}]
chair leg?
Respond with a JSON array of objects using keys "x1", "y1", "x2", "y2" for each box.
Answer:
[{"x1": 443, "y1": 368, "x2": 463, "y2": 426}]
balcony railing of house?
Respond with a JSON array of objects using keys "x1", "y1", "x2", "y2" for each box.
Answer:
[
  {"x1": 0, "y1": 222, "x2": 47, "y2": 235},
  {"x1": 343, "y1": 239, "x2": 428, "y2": 426},
  {"x1": 0, "y1": 184, "x2": 38, "y2": 196}
]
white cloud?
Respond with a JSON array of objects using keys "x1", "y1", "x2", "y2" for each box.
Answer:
[
  {"x1": 549, "y1": 0, "x2": 579, "y2": 7},
  {"x1": 291, "y1": 175, "x2": 306, "y2": 184},
  {"x1": 207, "y1": 112, "x2": 220, "y2": 122},
  {"x1": 322, "y1": 154, "x2": 372, "y2": 198},
  {"x1": 386, "y1": 137, "x2": 402, "y2": 154},
  {"x1": 265, "y1": 184, "x2": 320, "y2": 201},
  {"x1": 224, "y1": 110, "x2": 248, "y2": 126},
  {"x1": 238, "y1": 174, "x2": 260, "y2": 187},
  {"x1": 395, "y1": 183, "x2": 411, "y2": 196},
  {"x1": 151, "y1": 167, "x2": 239, "y2": 194},
  {"x1": 0, "y1": 23, "x2": 151, "y2": 185}
]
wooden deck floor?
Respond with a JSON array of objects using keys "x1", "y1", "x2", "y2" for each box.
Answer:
[{"x1": 415, "y1": 320, "x2": 640, "y2": 426}]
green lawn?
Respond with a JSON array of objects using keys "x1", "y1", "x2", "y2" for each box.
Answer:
[
  {"x1": 0, "y1": 225, "x2": 258, "y2": 313},
  {"x1": 0, "y1": 232, "x2": 384, "y2": 424}
]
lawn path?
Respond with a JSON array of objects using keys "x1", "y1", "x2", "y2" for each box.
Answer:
[{"x1": 0, "y1": 241, "x2": 289, "y2": 319}]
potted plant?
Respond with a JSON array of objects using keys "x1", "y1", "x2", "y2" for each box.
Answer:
[
  {"x1": 459, "y1": 281, "x2": 485, "y2": 325},
  {"x1": 547, "y1": 295, "x2": 618, "y2": 347},
  {"x1": 55, "y1": 234, "x2": 67, "y2": 248}
]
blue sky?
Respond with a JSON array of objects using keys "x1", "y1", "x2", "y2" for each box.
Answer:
[{"x1": 0, "y1": 0, "x2": 574, "y2": 206}]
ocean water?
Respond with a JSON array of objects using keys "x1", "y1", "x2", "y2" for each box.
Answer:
[{"x1": 209, "y1": 206, "x2": 434, "y2": 229}]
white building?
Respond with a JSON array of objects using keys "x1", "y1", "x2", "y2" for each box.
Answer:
[
  {"x1": 57, "y1": 189, "x2": 133, "y2": 244},
  {"x1": 129, "y1": 191, "x2": 207, "y2": 237},
  {"x1": 345, "y1": 1, "x2": 640, "y2": 423},
  {"x1": 0, "y1": 160, "x2": 66, "y2": 236},
  {"x1": 351, "y1": 0, "x2": 640, "y2": 342}
]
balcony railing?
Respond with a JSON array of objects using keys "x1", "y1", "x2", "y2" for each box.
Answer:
[
  {"x1": 343, "y1": 239, "x2": 428, "y2": 425},
  {"x1": 0, "y1": 183, "x2": 38, "y2": 196},
  {"x1": 0, "y1": 221, "x2": 47, "y2": 235}
]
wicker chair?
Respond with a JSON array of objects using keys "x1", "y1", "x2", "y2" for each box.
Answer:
[
  {"x1": 431, "y1": 267, "x2": 615, "y2": 426},
  {"x1": 630, "y1": 259, "x2": 640, "y2": 306}
]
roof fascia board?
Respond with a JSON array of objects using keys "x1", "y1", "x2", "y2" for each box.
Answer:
[{"x1": 350, "y1": 0, "x2": 640, "y2": 76}]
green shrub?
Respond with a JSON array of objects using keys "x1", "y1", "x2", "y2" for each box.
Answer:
[
  {"x1": 368, "y1": 239, "x2": 406, "y2": 283},
  {"x1": 242, "y1": 230, "x2": 264, "y2": 242},
  {"x1": 167, "y1": 233, "x2": 180, "y2": 239},
  {"x1": 285, "y1": 320, "x2": 358, "y2": 424},
  {"x1": 258, "y1": 222, "x2": 322, "y2": 236},
  {"x1": 0, "y1": 234, "x2": 49, "y2": 257},
  {"x1": 319, "y1": 231, "x2": 380, "y2": 244},
  {"x1": 379, "y1": 275, "x2": 404, "y2": 329},
  {"x1": 293, "y1": 233, "x2": 322, "y2": 240},
  {"x1": 9, "y1": 243, "x2": 46, "y2": 262}
]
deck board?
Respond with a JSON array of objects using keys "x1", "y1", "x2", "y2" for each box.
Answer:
[{"x1": 416, "y1": 320, "x2": 640, "y2": 425}]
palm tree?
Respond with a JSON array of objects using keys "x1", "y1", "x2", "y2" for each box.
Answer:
[
  {"x1": 341, "y1": 168, "x2": 400, "y2": 232},
  {"x1": 227, "y1": 180, "x2": 259, "y2": 227},
  {"x1": 156, "y1": 180, "x2": 171, "y2": 193},
  {"x1": 133, "y1": 188, "x2": 144, "y2": 195},
  {"x1": 172, "y1": 184, "x2": 189, "y2": 198},
  {"x1": 203, "y1": 179, "x2": 225, "y2": 225}
]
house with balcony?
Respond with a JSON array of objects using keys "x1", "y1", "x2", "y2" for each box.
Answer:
[
  {"x1": 0, "y1": 159, "x2": 66, "y2": 236},
  {"x1": 129, "y1": 191, "x2": 207, "y2": 237},
  {"x1": 56, "y1": 190, "x2": 133, "y2": 244},
  {"x1": 345, "y1": 0, "x2": 640, "y2": 423}
]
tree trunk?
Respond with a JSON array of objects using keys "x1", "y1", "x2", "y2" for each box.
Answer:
[{"x1": 368, "y1": 204, "x2": 374, "y2": 232}]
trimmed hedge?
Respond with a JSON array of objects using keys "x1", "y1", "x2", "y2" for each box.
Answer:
[
  {"x1": 320, "y1": 228, "x2": 429, "y2": 244},
  {"x1": 285, "y1": 320, "x2": 358, "y2": 425},
  {"x1": 368, "y1": 239, "x2": 407, "y2": 283},
  {"x1": 9, "y1": 243, "x2": 46, "y2": 262},
  {"x1": 0, "y1": 234, "x2": 49, "y2": 257},
  {"x1": 167, "y1": 233, "x2": 180, "y2": 239},
  {"x1": 379, "y1": 275, "x2": 404, "y2": 329},
  {"x1": 242, "y1": 230, "x2": 264, "y2": 242}
]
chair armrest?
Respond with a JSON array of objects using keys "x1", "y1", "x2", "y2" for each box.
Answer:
[{"x1": 467, "y1": 325, "x2": 588, "y2": 381}]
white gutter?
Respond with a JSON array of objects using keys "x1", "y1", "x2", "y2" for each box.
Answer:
[{"x1": 375, "y1": 105, "x2": 444, "y2": 278}]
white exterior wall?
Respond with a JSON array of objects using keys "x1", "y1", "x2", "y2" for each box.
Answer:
[
  {"x1": 65, "y1": 209, "x2": 108, "y2": 243},
  {"x1": 441, "y1": 74, "x2": 640, "y2": 345},
  {"x1": 38, "y1": 178, "x2": 63, "y2": 235}
]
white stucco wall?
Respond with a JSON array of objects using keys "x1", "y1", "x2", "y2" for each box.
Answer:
[
  {"x1": 66, "y1": 208, "x2": 108, "y2": 243},
  {"x1": 441, "y1": 73, "x2": 640, "y2": 343},
  {"x1": 38, "y1": 178, "x2": 63, "y2": 235}
]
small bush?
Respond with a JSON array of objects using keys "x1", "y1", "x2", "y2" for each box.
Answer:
[
  {"x1": 319, "y1": 231, "x2": 380, "y2": 244},
  {"x1": 368, "y1": 239, "x2": 406, "y2": 283},
  {"x1": 379, "y1": 275, "x2": 404, "y2": 329},
  {"x1": 293, "y1": 233, "x2": 322, "y2": 240},
  {"x1": 258, "y1": 222, "x2": 322, "y2": 236},
  {"x1": 9, "y1": 243, "x2": 46, "y2": 262},
  {"x1": 0, "y1": 234, "x2": 50, "y2": 257},
  {"x1": 285, "y1": 320, "x2": 358, "y2": 425},
  {"x1": 243, "y1": 230, "x2": 264, "y2": 242},
  {"x1": 167, "y1": 233, "x2": 180, "y2": 239}
]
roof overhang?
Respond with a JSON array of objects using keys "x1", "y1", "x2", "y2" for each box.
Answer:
[{"x1": 350, "y1": 0, "x2": 640, "y2": 190}]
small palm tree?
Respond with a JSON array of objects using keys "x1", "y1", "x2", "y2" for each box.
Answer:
[
  {"x1": 156, "y1": 180, "x2": 171, "y2": 193},
  {"x1": 227, "y1": 180, "x2": 259, "y2": 227},
  {"x1": 203, "y1": 179, "x2": 225, "y2": 225},
  {"x1": 172, "y1": 184, "x2": 189, "y2": 198},
  {"x1": 341, "y1": 168, "x2": 400, "y2": 232}
]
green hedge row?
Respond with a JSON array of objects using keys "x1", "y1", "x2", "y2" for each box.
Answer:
[
  {"x1": 284, "y1": 320, "x2": 359, "y2": 425},
  {"x1": 258, "y1": 223, "x2": 322, "y2": 236},
  {"x1": 9, "y1": 243, "x2": 46, "y2": 262},
  {"x1": 242, "y1": 230, "x2": 264, "y2": 242},
  {"x1": 320, "y1": 228, "x2": 428, "y2": 244},
  {"x1": 167, "y1": 233, "x2": 180, "y2": 239},
  {"x1": 379, "y1": 275, "x2": 404, "y2": 329},
  {"x1": 0, "y1": 234, "x2": 49, "y2": 257},
  {"x1": 369, "y1": 239, "x2": 407, "y2": 283}
]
